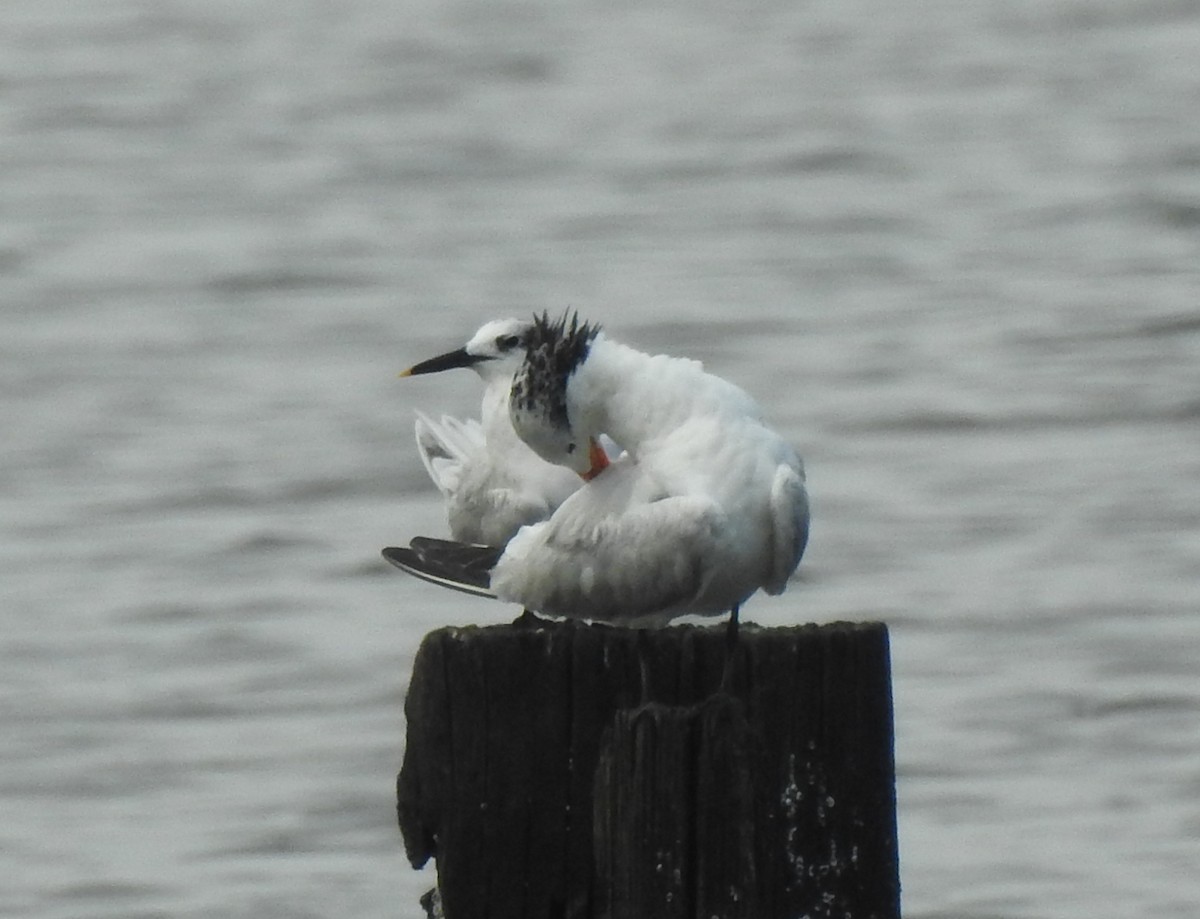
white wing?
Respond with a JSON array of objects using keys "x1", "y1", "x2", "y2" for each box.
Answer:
[
  {"x1": 490, "y1": 460, "x2": 727, "y2": 623},
  {"x1": 413, "y1": 410, "x2": 484, "y2": 497},
  {"x1": 413, "y1": 409, "x2": 581, "y2": 546},
  {"x1": 764, "y1": 461, "x2": 809, "y2": 595}
]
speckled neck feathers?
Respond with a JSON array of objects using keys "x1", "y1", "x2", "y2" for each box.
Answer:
[{"x1": 509, "y1": 311, "x2": 601, "y2": 432}]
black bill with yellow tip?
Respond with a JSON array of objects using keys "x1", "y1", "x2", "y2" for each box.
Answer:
[{"x1": 400, "y1": 347, "x2": 484, "y2": 378}]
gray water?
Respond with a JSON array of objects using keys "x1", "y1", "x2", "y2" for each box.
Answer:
[{"x1": 3, "y1": 1, "x2": 1199, "y2": 917}]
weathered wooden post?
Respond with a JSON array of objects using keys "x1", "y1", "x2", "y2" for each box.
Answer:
[{"x1": 398, "y1": 619, "x2": 899, "y2": 919}]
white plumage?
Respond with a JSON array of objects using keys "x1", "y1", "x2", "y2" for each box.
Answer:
[{"x1": 387, "y1": 312, "x2": 809, "y2": 627}]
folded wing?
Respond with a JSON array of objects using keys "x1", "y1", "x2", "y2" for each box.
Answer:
[{"x1": 491, "y1": 493, "x2": 726, "y2": 623}]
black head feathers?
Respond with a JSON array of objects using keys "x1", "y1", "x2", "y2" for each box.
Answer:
[
  {"x1": 529, "y1": 310, "x2": 601, "y2": 374},
  {"x1": 510, "y1": 310, "x2": 602, "y2": 431}
]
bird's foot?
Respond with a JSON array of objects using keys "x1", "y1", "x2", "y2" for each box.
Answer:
[
  {"x1": 718, "y1": 604, "x2": 741, "y2": 694},
  {"x1": 512, "y1": 608, "x2": 551, "y2": 629}
]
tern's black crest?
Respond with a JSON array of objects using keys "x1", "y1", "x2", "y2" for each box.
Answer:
[{"x1": 510, "y1": 310, "x2": 601, "y2": 431}]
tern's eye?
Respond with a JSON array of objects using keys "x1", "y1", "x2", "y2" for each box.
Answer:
[
  {"x1": 496, "y1": 334, "x2": 521, "y2": 350},
  {"x1": 566, "y1": 442, "x2": 577, "y2": 454}
]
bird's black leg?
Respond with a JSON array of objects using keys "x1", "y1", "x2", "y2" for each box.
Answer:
[
  {"x1": 719, "y1": 603, "x2": 741, "y2": 693},
  {"x1": 512, "y1": 608, "x2": 548, "y2": 629},
  {"x1": 637, "y1": 628, "x2": 652, "y2": 705}
]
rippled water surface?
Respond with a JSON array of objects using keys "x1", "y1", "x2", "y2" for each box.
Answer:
[{"x1": 3, "y1": 1, "x2": 1199, "y2": 916}]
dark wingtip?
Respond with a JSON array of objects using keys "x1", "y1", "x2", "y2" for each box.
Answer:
[
  {"x1": 382, "y1": 546, "x2": 417, "y2": 568},
  {"x1": 382, "y1": 541, "x2": 500, "y2": 598}
]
